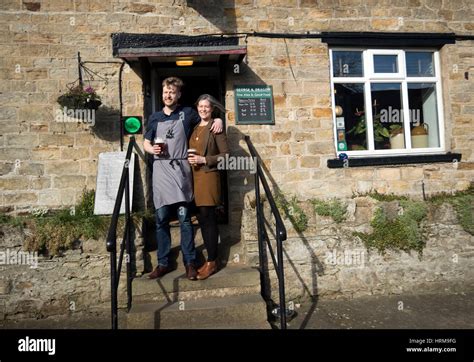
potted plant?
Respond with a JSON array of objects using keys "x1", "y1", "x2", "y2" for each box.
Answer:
[
  {"x1": 57, "y1": 85, "x2": 102, "y2": 110},
  {"x1": 389, "y1": 124, "x2": 404, "y2": 149},
  {"x1": 347, "y1": 110, "x2": 391, "y2": 149}
]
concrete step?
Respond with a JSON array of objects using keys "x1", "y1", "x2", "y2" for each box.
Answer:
[
  {"x1": 126, "y1": 293, "x2": 270, "y2": 329},
  {"x1": 133, "y1": 264, "x2": 261, "y2": 302}
]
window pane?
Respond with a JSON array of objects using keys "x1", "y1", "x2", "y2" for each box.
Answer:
[
  {"x1": 334, "y1": 83, "x2": 367, "y2": 151},
  {"x1": 408, "y1": 83, "x2": 440, "y2": 148},
  {"x1": 374, "y1": 55, "x2": 398, "y2": 73},
  {"x1": 406, "y1": 52, "x2": 435, "y2": 77},
  {"x1": 371, "y1": 83, "x2": 404, "y2": 150},
  {"x1": 332, "y1": 51, "x2": 363, "y2": 77}
]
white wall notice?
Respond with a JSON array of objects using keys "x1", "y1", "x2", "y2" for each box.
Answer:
[{"x1": 94, "y1": 152, "x2": 135, "y2": 215}]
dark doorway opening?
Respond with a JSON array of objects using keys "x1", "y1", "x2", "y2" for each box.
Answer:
[{"x1": 152, "y1": 64, "x2": 223, "y2": 111}]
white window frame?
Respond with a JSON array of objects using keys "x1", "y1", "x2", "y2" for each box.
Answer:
[
  {"x1": 330, "y1": 48, "x2": 446, "y2": 158},
  {"x1": 367, "y1": 49, "x2": 405, "y2": 78}
]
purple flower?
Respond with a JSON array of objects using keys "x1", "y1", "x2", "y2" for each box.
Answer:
[{"x1": 84, "y1": 86, "x2": 95, "y2": 94}]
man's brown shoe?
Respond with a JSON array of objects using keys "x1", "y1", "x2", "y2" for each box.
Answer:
[
  {"x1": 197, "y1": 261, "x2": 217, "y2": 280},
  {"x1": 148, "y1": 265, "x2": 171, "y2": 279},
  {"x1": 185, "y1": 264, "x2": 197, "y2": 280}
]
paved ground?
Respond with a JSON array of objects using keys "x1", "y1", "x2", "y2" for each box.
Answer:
[
  {"x1": 285, "y1": 291, "x2": 474, "y2": 329},
  {"x1": 1, "y1": 292, "x2": 473, "y2": 329},
  {"x1": 0, "y1": 312, "x2": 113, "y2": 329}
]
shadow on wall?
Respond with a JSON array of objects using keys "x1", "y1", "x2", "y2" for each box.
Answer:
[
  {"x1": 89, "y1": 106, "x2": 121, "y2": 142},
  {"x1": 186, "y1": 0, "x2": 237, "y2": 33},
  {"x1": 224, "y1": 60, "x2": 325, "y2": 327},
  {"x1": 243, "y1": 133, "x2": 325, "y2": 328},
  {"x1": 222, "y1": 60, "x2": 268, "y2": 258},
  {"x1": 221, "y1": 126, "x2": 254, "y2": 260},
  {"x1": 186, "y1": 0, "x2": 325, "y2": 33},
  {"x1": 90, "y1": 58, "x2": 145, "y2": 143}
]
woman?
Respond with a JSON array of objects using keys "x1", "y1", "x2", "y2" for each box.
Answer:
[{"x1": 187, "y1": 94, "x2": 229, "y2": 280}]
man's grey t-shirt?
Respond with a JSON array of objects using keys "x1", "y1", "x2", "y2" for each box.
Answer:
[{"x1": 145, "y1": 106, "x2": 200, "y2": 209}]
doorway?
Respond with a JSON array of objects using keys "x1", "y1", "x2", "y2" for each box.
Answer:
[
  {"x1": 151, "y1": 65, "x2": 223, "y2": 112},
  {"x1": 150, "y1": 63, "x2": 228, "y2": 224}
]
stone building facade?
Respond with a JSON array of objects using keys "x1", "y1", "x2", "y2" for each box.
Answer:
[
  {"x1": 1, "y1": 0, "x2": 473, "y2": 212},
  {"x1": 0, "y1": 1, "x2": 473, "y2": 302}
]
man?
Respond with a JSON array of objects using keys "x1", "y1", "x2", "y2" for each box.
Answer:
[{"x1": 143, "y1": 77, "x2": 223, "y2": 280}]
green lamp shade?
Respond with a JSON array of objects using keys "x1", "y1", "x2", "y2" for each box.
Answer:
[{"x1": 123, "y1": 116, "x2": 142, "y2": 134}]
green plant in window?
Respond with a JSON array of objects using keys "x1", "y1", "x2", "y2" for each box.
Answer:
[
  {"x1": 347, "y1": 111, "x2": 391, "y2": 145},
  {"x1": 389, "y1": 124, "x2": 403, "y2": 135}
]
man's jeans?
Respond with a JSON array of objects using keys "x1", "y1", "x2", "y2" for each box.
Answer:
[{"x1": 155, "y1": 202, "x2": 195, "y2": 267}]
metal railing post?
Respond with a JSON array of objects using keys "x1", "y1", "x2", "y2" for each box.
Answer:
[
  {"x1": 124, "y1": 160, "x2": 132, "y2": 312},
  {"x1": 255, "y1": 160, "x2": 265, "y2": 274},
  {"x1": 244, "y1": 136, "x2": 288, "y2": 329},
  {"x1": 110, "y1": 245, "x2": 118, "y2": 329},
  {"x1": 276, "y1": 233, "x2": 287, "y2": 329},
  {"x1": 106, "y1": 137, "x2": 135, "y2": 329}
]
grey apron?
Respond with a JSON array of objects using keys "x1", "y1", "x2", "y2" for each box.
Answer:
[{"x1": 152, "y1": 119, "x2": 193, "y2": 209}]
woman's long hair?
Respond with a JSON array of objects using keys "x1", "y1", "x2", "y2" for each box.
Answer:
[{"x1": 195, "y1": 94, "x2": 226, "y2": 118}]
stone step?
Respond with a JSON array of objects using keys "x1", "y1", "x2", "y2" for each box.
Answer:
[
  {"x1": 144, "y1": 224, "x2": 244, "y2": 274},
  {"x1": 133, "y1": 264, "x2": 261, "y2": 302},
  {"x1": 126, "y1": 293, "x2": 270, "y2": 329}
]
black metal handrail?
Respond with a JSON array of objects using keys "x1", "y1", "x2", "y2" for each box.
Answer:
[
  {"x1": 106, "y1": 136, "x2": 142, "y2": 329},
  {"x1": 244, "y1": 136, "x2": 288, "y2": 329}
]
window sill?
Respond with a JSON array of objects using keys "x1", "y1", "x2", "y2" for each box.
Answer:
[{"x1": 327, "y1": 153, "x2": 462, "y2": 168}]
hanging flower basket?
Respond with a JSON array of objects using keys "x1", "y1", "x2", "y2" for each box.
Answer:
[
  {"x1": 57, "y1": 85, "x2": 102, "y2": 111},
  {"x1": 84, "y1": 99, "x2": 102, "y2": 110}
]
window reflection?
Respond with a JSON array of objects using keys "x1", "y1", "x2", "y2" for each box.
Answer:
[
  {"x1": 371, "y1": 83, "x2": 403, "y2": 150},
  {"x1": 408, "y1": 83, "x2": 439, "y2": 148},
  {"x1": 334, "y1": 83, "x2": 367, "y2": 151},
  {"x1": 332, "y1": 51, "x2": 363, "y2": 77},
  {"x1": 406, "y1": 52, "x2": 435, "y2": 77},
  {"x1": 374, "y1": 55, "x2": 398, "y2": 73}
]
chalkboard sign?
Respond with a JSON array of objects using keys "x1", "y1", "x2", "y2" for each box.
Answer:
[{"x1": 234, "y1": 85, "x2": 275, "y2": 125}]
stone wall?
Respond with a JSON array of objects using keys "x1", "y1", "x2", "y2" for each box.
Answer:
[
  {"x1": 0, "y1": 197, "x2": 471, "y2": 322},
  {"x1": 0, "y1": 3, "x2": 150, "y2": 212},
  {"x1": 242, "y1": 196, "x2": 474, "y2": 301},
  {"x1": 0, "y1": 0, "x2": 472, "y2": 214},
  {"x1": 0, "y1": 224, "x2": 127, "y2": 322}
]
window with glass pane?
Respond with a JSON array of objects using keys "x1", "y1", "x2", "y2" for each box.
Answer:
[
  {"x1": 374, "y1": 55, "x2": 398, "y2": 73},
  {"x1": 334, "y1": 83, "x2": 367, "y2": 151},
  {"x1": 371, "y1": 83, "x2": 404, "y2": 150},
  {"x1": 406, "y1": 52, "x2": 435, "y2": 77},
  {"x1": 331, "y1": 48, "x2": 443, "y2": 155},
  {"x1": 332, "y1": 51, "x2": 363, "y2": 77},
  {"x1": 408, "y1": 83, "x2": 440, "y2": 148}
]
